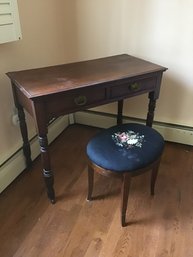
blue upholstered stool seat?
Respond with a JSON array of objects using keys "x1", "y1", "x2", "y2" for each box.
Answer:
[
  {"x1": 86, "y1": 123, "x2": 164, "y2": 227},
  {"x1": 87, "y1": 123, "x2": 164, "y2": 172}
]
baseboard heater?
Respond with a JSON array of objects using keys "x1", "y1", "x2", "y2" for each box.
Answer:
[
  {"x1": 0, "y1": 111, "x2": 192, "y2": 193},
  {"x1": 75, "y1": 110, "x2": 193, "y2": 146},
  {"x1": 0, "y1": 116, "x2": 69, "y2": 193}
]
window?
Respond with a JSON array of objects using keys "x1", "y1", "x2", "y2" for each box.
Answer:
[{"x1": 0, "y1": 0, "x2": 22, "y2": 44}]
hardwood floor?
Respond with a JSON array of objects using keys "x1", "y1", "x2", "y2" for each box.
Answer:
[{"x1": 0, "y1": 124, "x2": 193, "y2": 257}]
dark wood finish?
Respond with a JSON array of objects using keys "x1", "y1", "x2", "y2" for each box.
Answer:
[
  {"x1": 38, "y1": 135, "x2": 55, "y2": 203},
  {"x1": 7, "y1": 54, "x2": 167, "y2": 202},
  {"x1": 17, "y1": 105, "x2": 32, "y2": 167},
  {"x1": 146, "y1": 93, "x2": 157, "y2": 127},
  {"x1": 121, "y1": 173, "x2": 132, "y2": 227},
  {"x1": 87, "y1": 165, "x2": 94, "y2": 201},
  {"x1": 87, "y1": 158, "x2": 162, "y2": 226},
  {"x1": 11, "y1": 84, "x2": 32, "y2": 167},
  {"x1": 151, "y1": 160, "x2": 160, "y2": 195},
  {"x1": 117, "y1": 100, "x2": 123, "y2": 125},
  {"x1": 0, "y1": 125, "x2": 193, "y2": 257}
]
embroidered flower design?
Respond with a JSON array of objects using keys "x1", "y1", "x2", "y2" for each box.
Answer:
[{"x1": 112, "y1": 130, "x2": 144, "y2": 149}]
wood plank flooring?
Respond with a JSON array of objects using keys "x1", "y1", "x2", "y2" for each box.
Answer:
[{"x1": 0, "y1": 124, "x2": 193, "y2": 257}]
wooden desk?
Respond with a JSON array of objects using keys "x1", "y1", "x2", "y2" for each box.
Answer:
[{"x1": 7, "y1": 54, "x2": 167, "y2": 203}]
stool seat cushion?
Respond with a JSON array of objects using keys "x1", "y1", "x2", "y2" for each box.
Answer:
[{"x1": 86, "y1": 123, "x2": 164, "y2": 173}]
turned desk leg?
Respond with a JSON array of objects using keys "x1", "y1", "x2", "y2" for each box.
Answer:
[
  {"x1": 117, "y1": 100, "x2": 123, "y2": 125},
  {"x1": 146, "y1": 93, "x2": 156, "y2": 127},
  {"x1": 39, "y1": 135, "x2": 55, "y2": 204},
  {"x1": 17, "y1": 105, "x2": 32, "y2": 168}
]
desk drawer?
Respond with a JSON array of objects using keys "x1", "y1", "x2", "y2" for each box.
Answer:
[
  {"x1": 110, "y1": 77, "x2": 157, "y2": 99},
  {"x1": 46, "y1": 87, "x2": 106, "y2": 117}
]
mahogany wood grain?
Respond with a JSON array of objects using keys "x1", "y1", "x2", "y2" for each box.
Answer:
[{"x1": 7, "y1": 55, "x2": 167, "y2": 203}]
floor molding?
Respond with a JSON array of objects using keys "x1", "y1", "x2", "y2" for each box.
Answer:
[
  {"x1": 1, "y1": 111, "x2": 192, "y2": 193},
  {"x1": 0, "y1": 116, "x2": 69, "y2": 193},
  {"x1": 75, "y1": 110, "x2": 193, "y2": 146}
]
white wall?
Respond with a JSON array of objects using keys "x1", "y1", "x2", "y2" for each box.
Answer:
[
  {"x1": 76, "y1": 0, "x2": 193, "y2": 127},
  {"x1": 75, "y1": 0, "x2": 124, "y2": 59},
  {"x1": 0, "y1": 0, "x2": 78, "y2": 165},
  {"x1": 0, "y1": 0, "x2": 192, "y2": 186}
]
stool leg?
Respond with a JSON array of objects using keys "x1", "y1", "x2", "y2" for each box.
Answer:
[
  {"x1": 151, "y1": 161, "x2": 160, "y2": 196},
  {"x1": 87, "y1": 166, "x2": 94, "y2": 201},
  {"x1": 121, "y1": 173, "x2": 132, "y2": 227}
]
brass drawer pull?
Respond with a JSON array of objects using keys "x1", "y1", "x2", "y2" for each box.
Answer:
[
  {"x1": 74, "y1": 95, "x2": 87, "y2": 106},
  {"x1": 128, "y1": 82, "x2": 140, "y2": 91}
]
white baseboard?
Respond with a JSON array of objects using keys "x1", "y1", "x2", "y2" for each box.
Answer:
[
  {"x1": 0, "y1": 116, "x2": 69, "y2": 193},
  {"x1": 1, "y1": 111, "x2": 192, "y2": 193},
  {"x1": 75, "y1": 111, "x2": 193, "y2": 146}
]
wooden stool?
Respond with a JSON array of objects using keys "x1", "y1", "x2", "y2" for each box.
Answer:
[{"x1": 86, "y1": 123, "x2": 164, "y2": 227}]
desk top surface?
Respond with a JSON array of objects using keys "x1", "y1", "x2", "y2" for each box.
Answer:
[{"x1": 7, "y1": 54, "x2": 166, "y2": 99}]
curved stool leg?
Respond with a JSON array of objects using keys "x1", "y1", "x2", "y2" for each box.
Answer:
[
  {"x1": 121, "y1": 173, "x2": 132, "y2": 227},
  {"x1": 150, "y1": 161, "x2": 160, "y2": 196},
  {"x1": 87, "y1": 166, "x2": 94, "y2": 201}
]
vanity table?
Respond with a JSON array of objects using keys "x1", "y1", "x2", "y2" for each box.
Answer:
[{"x1": 7, "y1": 54, "x2": 167, "y2": 203}]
